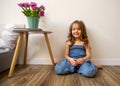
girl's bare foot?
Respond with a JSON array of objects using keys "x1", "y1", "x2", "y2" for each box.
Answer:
[
  {"x1": 91, "y1": 62, "x2": 103, "y2": 69},
  {"x1": 95, "y1": 64, "x2": 103, "y2": 69}
]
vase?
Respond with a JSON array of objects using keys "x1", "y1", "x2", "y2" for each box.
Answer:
[{"x1": 27, "y1": 17, "x2": 39, "y2": 29}]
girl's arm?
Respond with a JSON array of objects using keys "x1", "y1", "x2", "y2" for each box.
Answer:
[
  {"x1": 83, "y1": 44, "x2": 91, "y2": 60},
  {"x1": 64, "y1": 41, "x2": 71, "y2": 60}
]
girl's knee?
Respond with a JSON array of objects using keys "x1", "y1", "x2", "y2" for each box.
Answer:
[
  {"x1": 77, "y1": 63, "x2": 98, "y2": 77},
  {"x1": 55, "y1": 69, "x2": 63, "y2": 74},
  {"x1": 55, "y1": 64, "x2": 63, "y2": 74},
  {"x1": 78, "y1": 70, "x2": 97, "y2": 77},
  {"x1": 55, "y1": 63, "x2": 75, "y2": 75}
]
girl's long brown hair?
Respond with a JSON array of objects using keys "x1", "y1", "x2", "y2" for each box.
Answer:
[{"x1": 67, "y1": 20, "x2": 89, "y2": 47}]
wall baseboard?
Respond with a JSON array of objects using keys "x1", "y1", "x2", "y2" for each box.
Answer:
[
  {"x1": 19, "y1": 58, "x2": 52, "y2": 65},
  {"x1": 19, "y1": 58, "x2": 120, "y2": 65},
  {"x1": 91, "y1": 59, "x2": 120, "y2": 65}
]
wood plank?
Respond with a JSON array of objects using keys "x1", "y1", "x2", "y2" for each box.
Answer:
[{"x1": 0, "y1": 65, "x2": 120, "y2": 86}]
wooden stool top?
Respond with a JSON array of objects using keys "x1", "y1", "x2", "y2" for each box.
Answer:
[{"x1": 13, "y1": 28, "x2": 52, "y2": 34}]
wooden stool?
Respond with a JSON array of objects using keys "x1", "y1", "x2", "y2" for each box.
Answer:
[{"x1": 8, "y1": 29, "x2": 55, "y2": 77}]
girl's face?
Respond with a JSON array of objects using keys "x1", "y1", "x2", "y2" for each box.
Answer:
[{"x1": 72, "y1": 23, "x2": 81, "y2": 39}]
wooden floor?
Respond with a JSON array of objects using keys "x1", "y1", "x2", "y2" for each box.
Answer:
[{"x1": 0, "y1": 65, "x2": 120, "y2": 86}]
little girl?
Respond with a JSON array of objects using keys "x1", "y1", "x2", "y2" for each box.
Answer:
[{"x1": 55, "y1": 20, "x2": 102, "y2": 77}]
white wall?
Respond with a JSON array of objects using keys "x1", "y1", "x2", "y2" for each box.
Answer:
[{"x1": 0, "y1": 0, "x2": 120, "y2": 65}]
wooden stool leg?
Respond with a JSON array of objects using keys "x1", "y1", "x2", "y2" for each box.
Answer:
[
  {"x1": 8, "y1": 33, "x2": 23, "y2": 77},
  {"x1": 44, "y1": 33, "x2": 55, "y2": 66},
  {"x1": 24, "y1": 33, "x2": 28, "y2": 65}
]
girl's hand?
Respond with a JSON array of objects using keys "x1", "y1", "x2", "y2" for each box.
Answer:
[
  {"x1": 68, "y1": 58, "x2": 78, "y2": 66},
  {"x1": 76, "y1": 58, "x2": 85, "y2": 64}
]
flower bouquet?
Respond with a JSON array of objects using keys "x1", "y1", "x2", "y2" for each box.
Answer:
[{"x1": 18, "y1": 2, "x2": 45, "y2": 28}]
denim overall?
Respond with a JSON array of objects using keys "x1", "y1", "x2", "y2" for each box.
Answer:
[{"x1": 55, "y1": 45, "x2": 98, "y2": 77}]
